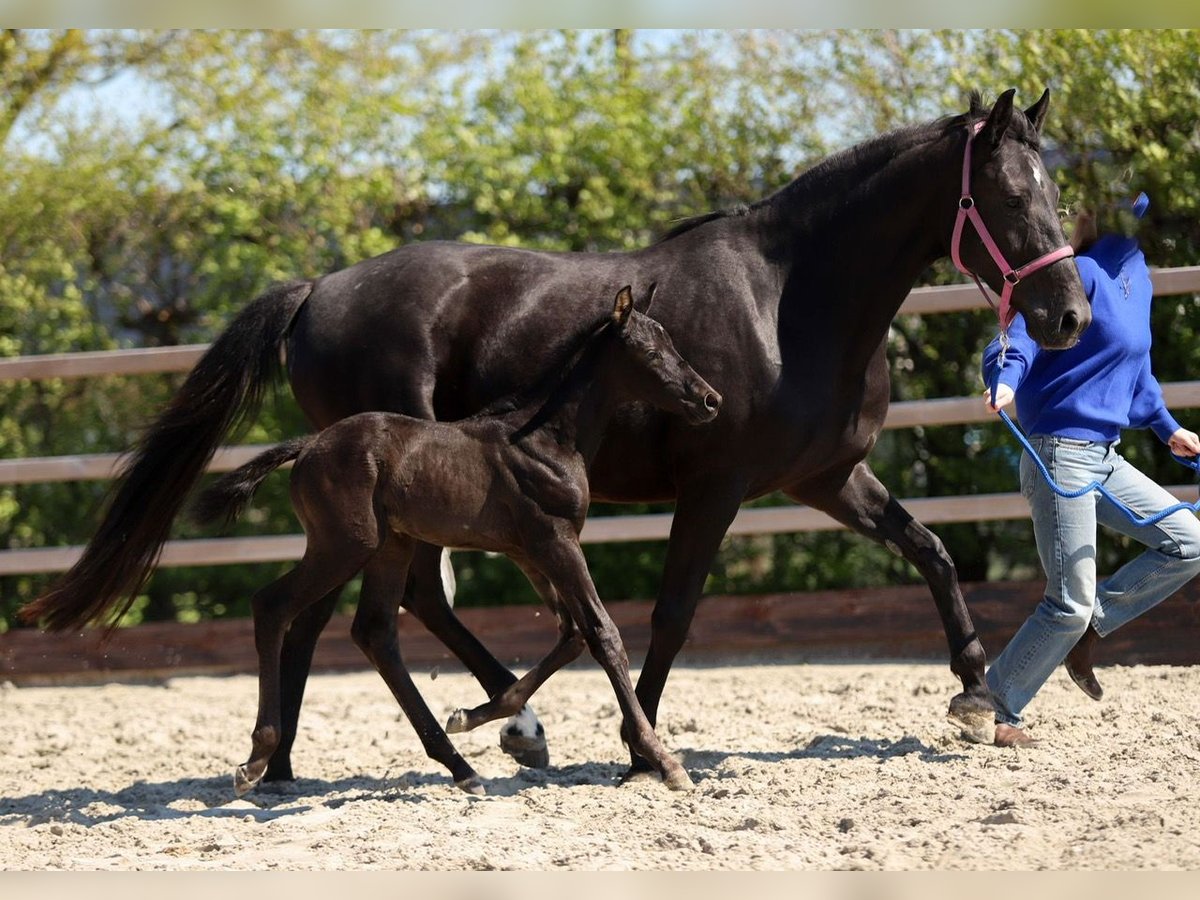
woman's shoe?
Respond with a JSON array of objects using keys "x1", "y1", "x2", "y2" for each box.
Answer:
[
  {"x1": 1064, "y1": 626, "x2": 1104, "y2": 701},
  {"x1": 994, "y1": 724, "x2": 1040, "y2": 747}
]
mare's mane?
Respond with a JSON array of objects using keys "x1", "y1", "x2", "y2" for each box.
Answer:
[{"x1": 654, "y1": 91, "x2": 1040, "y2": 244}]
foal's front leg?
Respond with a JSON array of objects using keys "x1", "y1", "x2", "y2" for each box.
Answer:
[
  {"x1": 446, "y1": 561, "x2": 585, "y2": 734},
  {"x1": 400, "y1": 542, "x2": 551, "y2": 768},
  {"x1": 353, "y1": 535, "x2": 484, "y2": 794},
  {"x1": 534, "y1": 535, "x2": 694, "y2": 791}
]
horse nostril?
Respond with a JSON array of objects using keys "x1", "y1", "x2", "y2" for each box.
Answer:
[
  {"x1": 1060, "y1": 309, "x2": 1080, "y2": 335},
  {"x1": 704, "y1": 392, "x2": 722, "y2": 412}
]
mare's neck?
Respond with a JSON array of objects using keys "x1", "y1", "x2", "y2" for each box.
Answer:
[{"x1": 760, "y1": 121, "x2": 965, "y2": 365}]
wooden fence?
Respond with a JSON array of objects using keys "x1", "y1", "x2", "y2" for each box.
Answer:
[
  {"x1": 3, "y1": 270, "x2": 1200, "y2": 680},
  {"x1": 5, "y1": 580, "x2": 1200, "y2": 685}
]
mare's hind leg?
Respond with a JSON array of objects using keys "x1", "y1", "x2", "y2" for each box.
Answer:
[
  {"x1": 264, "y1": 586, "x2": 342, "y2": 783},
  {"x1": 400, "y1": 541, "x2": 550, "y2": 768},
  {"x1": 447, "y1": 563, "x2": 585, "y2": 733},
  {"x1": 789, "y1": 461, "x2": 992, "y2": 741},
  {"x1": 237, "y1": 551, "x2": 367, "y2": 797},
  {"x1": 354, "y1": 535, "x2": 484, "y2": 794}
]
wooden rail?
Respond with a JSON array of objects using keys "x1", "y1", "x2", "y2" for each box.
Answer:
[
  {"x1": 5, "y1": 579, "x2": 1200, "y2": 685},
  {"x1": 3, "y1": 269, "x2": 1199, "y2": 576},
  {"x1": 5, "y1": 483, "x2": 1199, "y2": 577},
  {"x1": 3, "y1": 268, "x2": 1196, "y2": 384},
  {"x1": 6, "y1": 381, "x2": 1200, "y2": 488}
]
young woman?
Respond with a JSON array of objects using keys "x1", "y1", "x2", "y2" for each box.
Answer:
[{"x1": 981, "y1": 204, "x2": 1200, "y2": 746}]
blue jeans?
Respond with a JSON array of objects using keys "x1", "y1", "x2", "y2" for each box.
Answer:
[{"x1": 987, "y1": 434, "x2": 1200, "y2": 727}]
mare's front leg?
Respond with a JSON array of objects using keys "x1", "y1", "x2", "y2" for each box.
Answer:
[
  {"x1": 446, "y1": 562, "x2": 585, "y2": 733},
  {"x1": 354, "y1": 535, "x2": 484, "y2": 794},
  {"x1": 535, "y1": 533, "x2": 694, "y2": 791},
  {"x1": 400, "y1": 541, "x2": 551, "y2": 768},
  {"x1": 237, "y1": 549, "x2": 368, "y2": 796},
  {"x1": 627, "y1": 479, "x2": 747, "y2": 776},
  {"x1": 789, "y1": 460, "x2": 992, "y2": 741}
]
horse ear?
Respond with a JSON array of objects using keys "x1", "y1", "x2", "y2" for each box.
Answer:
[
  {"x1": 1024, "y1": 88, "x2": 1051, "y2": 134},
  {"x1": 977, "y1": 88, "x2": 1016, "y2": 150},
  {"x1": 612, "y1": 285, "x2": 634, "y2": 327},
  {"x1": 636, "y1": 282, "x2": 657, "y2": 315}
]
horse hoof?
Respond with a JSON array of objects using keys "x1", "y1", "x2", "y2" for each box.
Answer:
[
  {"x1": 446, "y1": 709, "x2": 470, "y2": 734},
  {"x1": 233, "y1": 765, "x2": 261, "y2": 798},
  {"x1": 500, "y1": 731, "x2": 550, "y2": 769},
  {"x1": 947, "y1": 691, "x2": 995, "y2": 744},
  {"x1": 618, "y1": 767, "x2": 660, "y2": 786},
  {"x1": 455, "y1": 776, "x2": 486, "y2": 796},
  {"x1": 664, "y1": 769, "x2": 695, "y2": 792}
]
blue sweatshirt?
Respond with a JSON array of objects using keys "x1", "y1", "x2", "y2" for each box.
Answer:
[{"x1": 982, "y1": 234, "x2": 1180, "y2": 444}]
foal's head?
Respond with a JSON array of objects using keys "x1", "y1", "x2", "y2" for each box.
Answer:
[{"x1": 604, "y1": 285, "x2": 721, "y2": 425}]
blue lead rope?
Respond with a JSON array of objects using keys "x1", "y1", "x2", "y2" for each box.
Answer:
[
  {"x1": 994, "y1": 407, "x2": 1200, "y2": 528},
  {"x1": 989, "y1": 341, "x2": 1200, "y2": 528}
]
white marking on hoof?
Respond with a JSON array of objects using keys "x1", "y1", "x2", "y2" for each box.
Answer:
[
  {"x1": 446, "y1": 709, "x2": 469, "y2": 734},
  {"x1": 440, "y1": 548, "x2": 456, "y2": 608},
  {"x1": 500, "y1": 706, "x2": 549, "y2": 768}
]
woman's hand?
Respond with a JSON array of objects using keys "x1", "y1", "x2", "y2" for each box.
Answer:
[
  {"x1": 1168, "y1": 428, "x2": 1200, "y2": 458},
  {"x1": 983, "y1": 383, "x2": 1015, "y2": 413}
]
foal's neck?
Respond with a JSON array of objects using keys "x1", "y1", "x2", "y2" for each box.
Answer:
[{"x1": 508, "y1": 331, "x2": 626, "y2": 465}]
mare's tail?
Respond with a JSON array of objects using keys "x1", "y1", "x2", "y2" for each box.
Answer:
[
  {"x1": 191, "y1": 437, "x2": 313, "y2": 530},
  {"x1": 20, "y1": 280, "x2": 314, "y2": 633}
]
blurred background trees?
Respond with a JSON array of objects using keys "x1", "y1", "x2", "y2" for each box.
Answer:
[{"x1": 3, "y1": 29, "x2": 1199, "y2": 629}]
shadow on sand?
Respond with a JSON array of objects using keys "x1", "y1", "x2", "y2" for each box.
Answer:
[{"x1": 676, "y1": 732, "x2": 968, "y2": 774}]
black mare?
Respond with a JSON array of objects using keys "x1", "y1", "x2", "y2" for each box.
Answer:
[{"x1": 25, "y1": 89, "x2": 1091, "y2": 780}]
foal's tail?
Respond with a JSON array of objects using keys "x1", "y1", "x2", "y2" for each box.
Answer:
[
  {"x1": 20, "y1": 280, "x2": 314, "y2": 633},
  {"x1": 191, "y1": 437, "x2": 313, "y2": 530}
]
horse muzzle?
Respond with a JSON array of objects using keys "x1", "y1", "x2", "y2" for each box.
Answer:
[{"x1": 686, "y1": 388, "x2": 722, "y2": 424}]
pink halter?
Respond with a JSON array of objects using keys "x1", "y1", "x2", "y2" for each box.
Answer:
[{"x1": 950, "y1": 120, "x2": 1075, "y2": 330}]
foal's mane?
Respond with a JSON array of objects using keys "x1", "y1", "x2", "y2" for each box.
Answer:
[
  {"x1": 654, "y1": 91, "x2": 1040, "y2": 244},
  {"x1": 468, "y1": 314, "x2": 615, "y2": 428}
]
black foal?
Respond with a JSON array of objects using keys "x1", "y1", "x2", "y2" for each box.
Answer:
[{"x1": 195, "y1": 285, "x2": 721, "y2": 796}]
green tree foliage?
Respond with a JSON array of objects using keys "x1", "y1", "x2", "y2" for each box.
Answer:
[{"x1": 2, "y1": 29, "x2": 1199, "y2": 629}]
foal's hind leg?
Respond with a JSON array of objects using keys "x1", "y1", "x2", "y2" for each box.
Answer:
[
  {"x1": 400, "y1": 542, "x2": 550, "y2": 768},
  {"x1": 264, "y1": 586, "x2": 342, "y2": 783},
  {"x1": 447, "y1": 564, "x2": 585, "y2": 734},
  {"x1": 354, "y1": 535, "x2": 484, "y2": 795},
  {"x1": 237, "y1": 551, "x2": 367, "y2": 796},
  {"x1": 789, "y1": 461, "x2": 992, "y2": 741}
]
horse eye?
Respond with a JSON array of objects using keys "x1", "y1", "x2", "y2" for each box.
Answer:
[
  {"x1": 648, "y1": 350, "x2": 663, "y2": 362},
  {"x1": 1005, "y1": 197, "x2": 1023, "y2": 209}
]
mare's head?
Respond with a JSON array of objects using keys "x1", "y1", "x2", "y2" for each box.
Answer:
[
  {"x1": 605, "y1": 285, "x2": 721, "y2": 425},
  {"x1": 953, "y1": 89, "x2": 1090, "y2": 349}
]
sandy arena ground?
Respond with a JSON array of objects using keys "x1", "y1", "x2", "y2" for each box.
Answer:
[{"x1": 2, "y1": 657, "x2": 1199, "y2": 870}]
